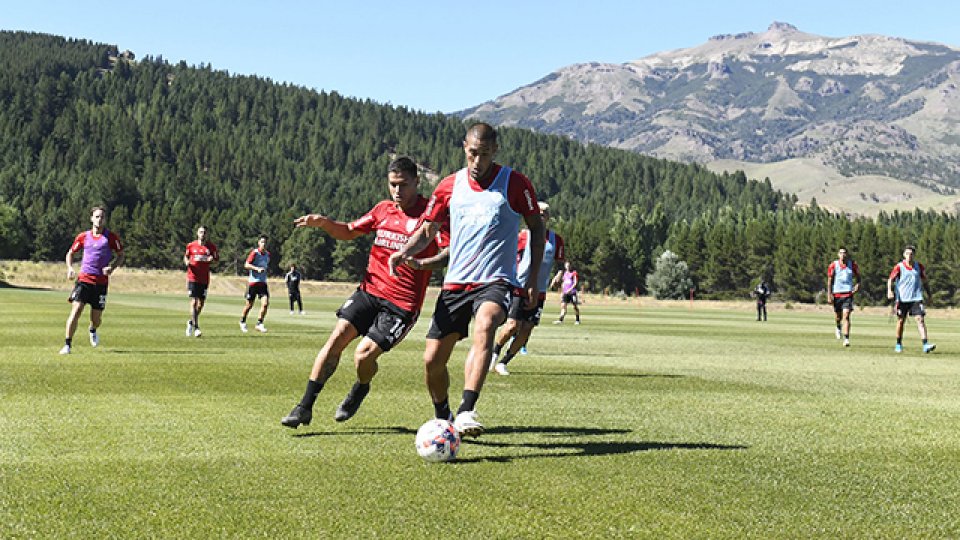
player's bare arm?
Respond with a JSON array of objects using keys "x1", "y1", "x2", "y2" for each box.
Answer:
[
  {"x1": 293, "y1": 214, "x2": 363, "y2": 241},
  {"x1": 523, "y1": 213, "x2": 546, "y2": 309},
  {"x1": 409, "y1": 247, "x2": 450, "y2": 271},
  {"x1": 103, "y1": 250, "x2": 124, "y2": 276},
  {"x1": 389, "y1": 221, "x2": 439, "y2": 276},
  {"x1": 65, "y1": 249, "x2": 76, "y2": 279}
]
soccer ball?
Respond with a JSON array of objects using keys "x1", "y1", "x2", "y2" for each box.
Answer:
[{"x1": 415, "y1": 418, "x2": 460, "y2": 462}]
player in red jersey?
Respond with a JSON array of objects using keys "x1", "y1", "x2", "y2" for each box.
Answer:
[
  {"x1": 183, "y1": 225, "x2": 219, "y2": 337},
  {"x1": 391, "y1": 123, "x2": 544, "y2": 437},
  {"x1": 61, "y1": 206, "x2": 124, "y2": 354},
  {"x1": 826, "y1": 247, "x2": 860, "y2": 346},
  {"x1": 282, "y1": 157, "x2": 448, "y2": 428}
]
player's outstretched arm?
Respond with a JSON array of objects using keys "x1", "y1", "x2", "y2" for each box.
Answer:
[{"x1": 293, "y1": 214, "x2": 362, "y2": 241}]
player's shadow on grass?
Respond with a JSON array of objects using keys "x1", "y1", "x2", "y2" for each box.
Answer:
[{"x1": 0, "y1": 281, "x2": 50, "y2": 290}]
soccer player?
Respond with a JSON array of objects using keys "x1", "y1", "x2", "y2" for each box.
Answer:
[
  {"x1": 490, "y1": 201, "x2": 565, "y2": 376},
  {"x1": 60, "y1": 206, "x2": 124, "y2": 354},
  {"x1": 281, "y1": 157, "x2": 448, "y2": 428},
  {"x1": 285, "y1": 264, "x2": 304, "y2": 315},
  {"x1": 826, "y1": 247, "x2": 860, "y2": 346},
  {"x1": 184, "y1": 225, "x2": 219, "y2": 337},
  {"x1": 887, "y1": 245, "x2": 935, "y2": 353},
  {"x1": 552, "y1": 261, "x2": 581, "y2": 325},
  {"x1": 240, "y1": 235, "x2": 271, "y2": 333},
  {"x1": 390, "y1": 122, "x2": 545, "y2": 437},
  {"x1": 754, "y1": 281, "x2": 771, "y2": 322}
]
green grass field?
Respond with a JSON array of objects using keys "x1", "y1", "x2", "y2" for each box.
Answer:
[{"x1": 2, "y1": 288, "x2": 960, "y2": 538}]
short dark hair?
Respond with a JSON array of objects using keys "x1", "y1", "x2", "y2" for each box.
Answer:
[
  {"x1": 466, "y1": 122, "x2": 497, "y2": 145},
  {"x1": 904, "y1": 244, "x2": 916, "y2": 252},
  {"x1": 388, "y1": 156, "x2": 418, "y2": 177},
  {"x1": 259, "y1": 234, "x2": 268, "y2": 242},
  {"x1": 91, "y1": 205, "x2": 106, "y2": 215}
]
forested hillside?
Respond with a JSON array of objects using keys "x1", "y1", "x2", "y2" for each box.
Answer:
[{"x1": 1, "y1": 31, "x2": 957, "y2": 304}]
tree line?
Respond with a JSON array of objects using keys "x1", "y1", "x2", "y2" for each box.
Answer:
[{"x1": 0, "y1": 31, "x2": 955, "y2": 304}]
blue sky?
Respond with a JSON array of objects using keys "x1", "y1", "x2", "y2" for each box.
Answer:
[{"x1": 3, "y1": 1, "x2": 957, "y2": 113}]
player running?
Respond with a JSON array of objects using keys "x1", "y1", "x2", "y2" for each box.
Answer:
[
  {"x1": 240, "y1": 235, "x2": 271, "y2": 333},
  {"x1": 281, "y1": 157, "x2": 448, "y2": 428},
  {"x1": 490, "y1": 202, "x2": 565, "y2": 375},
  {"x1": 184, "y1": 225, "x2": 219, "y2": 337},
  {"x1": 552, "y1": 261, "x2": 581, "y2": 325},
  {"x1": 60, "y1": 206, "x2": 124, "y2": 354},
  {"x1": 391, "y1": 122, "x2": 545, "y2": 437},
  {"x1": 887, "y1": 245, "x2": 935, "y2": 353},
  {"x1": 826, "y1": 247, "x2": 860, "y2": 347}
]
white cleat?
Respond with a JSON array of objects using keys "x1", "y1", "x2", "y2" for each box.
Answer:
[
  {"x1": 186, "y1": 320, "x2": 194, "y2": 337},
  {"x1": 494, "y1": 363, "x2": 510, "y2": 376},
  {"x1": 255, "y1": 323, "x2": 268, "y2": 333},
  {"x1": 835, "y1": 328, "x2": 842, "y2": 339},
  {"x1": 194, "y1": 327, "x2": 202, "y2": 338},
  {"x1": 843, "y1": 338, "x2": 850, "y2": 347},
  {"x1": 59, "y1": 345, "x2": 71, "y2": 355},
  {"x1": 89, "y1": 330, "x2": 99, "y2": 348},
  {"x1": 289, "y1": 311, "x2": 294, "y2": 315},
  {"x1": 300, "y1": 311, "x2": 306, "y2": 315},
  {"x1": 239, "y1": 321, "x2": 248, "y2": 333},
  {"x1": 453, "y1": 410, "x2": 484, "y2": 438}
]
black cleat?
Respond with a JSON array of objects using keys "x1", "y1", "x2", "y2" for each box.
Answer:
[
  {"x1": 281, "y1": 404, "x2": 312, "y2": 429},
  {"x1": 334, "y1": 387, "x2": 369, "y2": 422}
]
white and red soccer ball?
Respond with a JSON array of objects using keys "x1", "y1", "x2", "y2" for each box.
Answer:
[{"x1": 415, "y1": 419, "x2": 460, "y2": 462}]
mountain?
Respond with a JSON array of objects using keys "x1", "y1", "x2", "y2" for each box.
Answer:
[{"x1": 459, "y1": 23, "x2": 960, "y2": 214}]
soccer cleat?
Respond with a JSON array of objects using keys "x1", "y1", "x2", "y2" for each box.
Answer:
[
  {"x1": 300, "y1": 311, "x2": 306, "y2": 315},
  {"x1": 843, "y1": 338, "x2": 850, "y2": 347},
  {"x1": 239, "y1": 321, "x2": 248, "y2": 333},
  {"x1": 281, "y1": 404, "x2": 312, "y2": 428},
  {"x1": 186, "y1": 320, "x2": 194, "y2": 337},
  {"x1": 453, "y1": 410, "x2": 484, "y2": 437},
  {"x1": 894, "y1": 343, "x2": 903, "y2": 353},
  {"x1": 89, "y1": 330, "x2": 99, "y2": 347},
  {"x1": 574, "y1": 321, "x2": 581, "y2": 325},
  {"x1": 255, "y1": 323, "x2": 268, "y2": 333},
  {"x1": 835, "y1": 328, "x2": 842, "y2": 339},
  {"x1": 193, "y1": 327, "x2": 202, "y2": 338},
  {"x1": 334, "y1": 391, "x2": 368, "y2": 422},
  {"x1": 553, "y1": 320, "x2": 563, "y2": 325},
  {"x1": 289, "y1": 310, "x2": 294, "y2": 315},
  {"x1": 520, "y1": 346, "x2": 528, "y2": 355},
  {"x1": 923, "y1": 343, "x2": 936, "y2": 353},
  {"x1": 494, "y1": 363, "x2": 510, "y2": 376},
  {"x1": 59, "y1": 344, "x2": 71, "y2": 355}
]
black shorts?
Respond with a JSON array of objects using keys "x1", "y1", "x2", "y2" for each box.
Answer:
[
  {"x1": 69, "y1": 281, "x2": 108, "y2": 310},
  {"x1": 288, "y1": 290, "x2": 301, "y2": 301},
  {"x1": 337, "y1": 289, "x2": 415, "y2": 352},
  {"x1": 561, "y1": 291, "x2": 579, "y2": 305},
  {"x1": 245, "y1": 282, "x2": 269, "y2": 301},
  {"x1": 832, "y1": 296, "x2": 854, "y2": 313},
  {"x1": 507, "y1": 295, "x2": 544, "y2": 326},
  {"x1": 188, "y1": 281, "x2": 209, "y2": 299},
  {"x1": 896, "y1": 301, "x2": 926, "y2": 318},
  {"x1": 426, "y1": 281, "x2": 513, "y2": 340}
]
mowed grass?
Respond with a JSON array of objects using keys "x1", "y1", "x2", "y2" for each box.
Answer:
[{"x1": 2, "y1": 288, "x2": 960, "y2": 538}]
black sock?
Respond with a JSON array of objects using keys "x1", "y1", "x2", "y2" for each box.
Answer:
[
  {"x1": 65, "y1": 338, "x2": 72, "y2": 347},
  {"x1": 257, "y1": 318, "x2": 263, "y2": 324},
  {"x1": 300, "y1": 379, "x2": 324, "y2": 409},
  {"x1": 349, "y1": 381, "x2": 370, "y2": 401},
  {"x1": 897, "y1": 338, "x2": 903, "y2": 345},
  {"x1": 493, "y1": 343, "x2": 503, "y2": 356},
  {"x1": 457, "y1": 390, "x2": 480, "y2": 414},
  {"x1": 434, "y1": 399, "x2": 451, "y2": 421},
  {"x1": 500, "y1": 350, "x2": 518, "y2": 365},
  {"x1": 89, "y1": 327, "x2": 96, "y2": 333},
  {"x1": 241, "y1": 317, "x2": 247, "y2": 323}
]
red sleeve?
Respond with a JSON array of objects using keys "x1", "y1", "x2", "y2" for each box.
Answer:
[
  {"x1": 852, "y1": 261, "x2": 860, "y2": 278},
  {"x1": 517, "y1": 229, "x2": 529, "y2": 252},
  {"x1": 70, "y1": 233, "x2": 85, "y2": 253},
  {"x1": 108, "y1": 231, "x2": 123, "y2": 252},
  {"x1": 889, "y1": 264, "x2": 901, "y2": 280},
  {"x1": 555, "y1": 234, "x2": 565, "y2": 262},
  {"x1": 245, "y1": 249, "x2": 257, "y2": 264},
  {"x1": 348, "y1": 202, "x2": 385, "y2": 234},
  {"x1": 424, "y1": 175, "x2": 455, "y2": 224},
  {"x1": 507, "y1": 171, "x2": 539, "y2": 216},
  {"x1": 827, "y1": 261, "x2": 835, "y2": 277}
]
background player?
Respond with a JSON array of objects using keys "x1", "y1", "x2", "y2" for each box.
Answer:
[
  {"x1": 391, "y1": 122, "x2": 544, "y2": 437},
  {"x1": 240, "y1": 235, "x2": 270, "y2": 333},
  {"x1": 826, "y1": 247, "x2": 859, "y2": 346},
  {"x1": 184, "y1": 225, "x2": 219, "y2": 337},
  {"x1": 282, "y1": 157, "x2": 447, "y2": 429},
  {"x1": 552, "y1": 261, "x2": 581, "y2": 325},
  {"x1": 887, "y1": 245, "x2": 935, "y2": 353},
  {"x1": 61, "y1": 206, "x2": 124, "y2": 354},
  {"x1": 490, "y1": 201, "x2": 564, "y2": 375},
  {"x1": 285, "y1": 263, "x2": 304, "y2": 315}
]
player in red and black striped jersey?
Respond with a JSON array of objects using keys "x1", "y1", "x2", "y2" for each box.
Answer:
[{"x1": 282, "y1": 157, "x2": 449, "y2": 429}]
